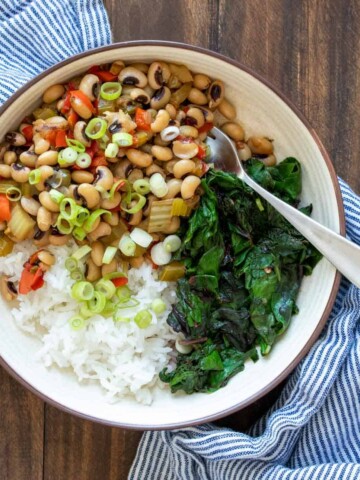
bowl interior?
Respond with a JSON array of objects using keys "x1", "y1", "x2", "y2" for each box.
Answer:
[{"x1": 0, "y1": 44, "x2": 341, "y2": 429}]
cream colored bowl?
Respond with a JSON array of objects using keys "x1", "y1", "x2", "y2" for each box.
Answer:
[{"x1": 0, "y1": 42, "x2": 344, "y2": 429}]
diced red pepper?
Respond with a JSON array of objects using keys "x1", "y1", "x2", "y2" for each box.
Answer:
[
  {"x1": 197, "y1": 122, "x2": 214, "y2": 134},
  {"x1": 0, "y1": 194, "x2": 11, "y2": 222},
  {"x1": 97, "y1": 71, "x2": 118, "y2": 82},
  {"x1": 55, "y1": 130, "x2": 68, "y2": 148},
  {"x1": 19, "y1": 265, "x2": 45, "y2": 294},
  {"x1": 90, "y1": 154, "x2": 108, "y2": 170},
  {"x1": 135, "y1": 108, "x2": 152, "y2": 131},
  {"x1": 67, "y1": 109, "x2": 79, "y2": 129},
  {"x1": 22, "y1": 125, "x2": 33, "y2": 143},
  {"x1": 197, "y1": 145, "x2": 206, "y2": 160},
  {"x1": 85, "y1": 140, "x2": 99, "y2": 159},
  {"x1": 87, "y1": 65, "x2": 101, "y2": 75},
  {"x1": 70, "y1": 90, "x2": 95, "y2": 115},
  {"x1": 111, "y1": 277, "x2": 129, "y2": 287},
  {"x1": 61, "y1": 91, "x2": 72, "y2": 114},
  {"x1": 175, "y1": 135, "x2": 193, "y2": 143}
]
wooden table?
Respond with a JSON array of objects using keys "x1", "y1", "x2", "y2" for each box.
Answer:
[{"x1": 1, "y1": 1, "x2": 360, "y2": 478}]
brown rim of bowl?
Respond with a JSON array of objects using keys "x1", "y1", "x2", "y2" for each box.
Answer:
[{"x1": 0, "y1": 40, "x2": 345, "y2": 430}]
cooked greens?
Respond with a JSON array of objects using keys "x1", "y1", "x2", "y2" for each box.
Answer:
[{"x1": 160, "y1": 158, "x2": 322, "y2": 394}]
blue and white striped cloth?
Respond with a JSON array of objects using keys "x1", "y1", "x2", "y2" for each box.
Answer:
[{"x1": 1, "y1": 2, "x2": 359, "y2": 479}]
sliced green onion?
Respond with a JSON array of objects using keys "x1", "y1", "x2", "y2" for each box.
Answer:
[
  {"x1": 133, "y1": 179, "x2": 150, "y2": 195},
  {"x1": 100, "y1": 82, "x2": 122, "y2": 101},
  {"x1": 56, "y1": 215, "x2": 73, "y2": 235},
  {"x1": 151, "y1": 298, "x2": 167, "y2": 315},
  {"x1": 119, "y1": 234, "x2": 136, "y2": 257},
  {"x1": 65, "y1": 257, "x2": 78, "y2": 272},
  {"x1": 80, "y1": 303, "x2": 94, "y2": 319},
  {"x1": 73, "y1": 207, "x2": 90, "y2": 227},
  {"x1": 102, "y1": 246, "x2": 117, "y2": 265},
  {"x1": 113, "y1": 312, "x2": 131, "y2": 323},
  {"x1": 99, "y1": 134, "x2": 110, "y2": 150},
  {"x1": 66, "y1": 138, "x2": 85, "y2": 153},
  {"x1": 87, "y1": 291, "x2": 106, "y2": 314},
  {"x1": 256, "y1": 198, "x2": 265, "y2": 212},
  {"x1": 112, "y1": 132, "x2": 133, "y2": 147},
  {"x1": 83, "y1": 209, "x2": 111, "y2": 232},
  {"x1": 29, "y1": 169, "x2": 41, "y2": 185},
  {"x1": 95, "y1": 279, "x2": 116, "y2": 299},
  {"x1": 75, "y1": 152, "x2": 92, "y2": 169},
  {"x1": 73, "y1": 227, "x2": 87, "y2": 241},
  {"x1": 116, "y1": 298, "x2": 139, "y2": 310},
  {"x1": 6, "y1": 186, "x2": 21, "y2": 201},
  {"x1": 70, "y1": 269, "x2": 84, "y2": 281},
  {"x1": 71, "y1": 245, "x2": 92, "y2": 260},
  {"x1": 134, "y1": 309, "x2": 152, "y2": 329},
  {"x1": 69, "y1": 315, "x2": 85, "y2": 331},
  {"x1": 71, "y1": 281, "x2": 94, "y2": 301},
  {"x1": 102, "y1": 299, "x2": 118, "y2": 317},
  {"x1": 49, "y1": 189, "x2": 64, "y2": 204},
  {"x1": 130, "y1": 227, "x2": 153, "y2": 248},
  {"x1": 60, "y1": 197, "x2": 76, "y2": 219},
  {"x1": 58, "y1": 147, "x2": 78, "y2": 166},
  {"x1": 85, "y1": 117, "x2": 107, "y2": 140},
  {"x1": 116, "y1": 285, "x2": 132, "y2": 303},
  {"x1": 163, "y1": 235, "x2": 182, "y2": 253},
  {"x1": 105, "y1": 142, "x2": 119, "y2": 158},
  {"x1": 121, "y1": 193, "x2": 146, "y2": 214},
  {"x1": 149, "y1": 173, "x2": 168, "y2": 198},
  {"x1": 108, "y1": 178, "x2": 125, "y2": 199}
]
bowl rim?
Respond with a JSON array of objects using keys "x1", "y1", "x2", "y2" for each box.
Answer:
[{"x1": 0, "y1": 40, "x2": 345, "y2": 430}]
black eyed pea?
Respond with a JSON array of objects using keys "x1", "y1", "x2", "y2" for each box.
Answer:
[
  {"x1": 33, "y1": 229, "x2": 50, "y2": 247},
  {"x1": 126, "y1": 148, "x2": 153, "y2": 168},
  {"x1": 168, "y1": 63, "x2": 193, "y2": 83},
  {"x1": 150, "y1": 86, "x2": 171, "y2": 110},
  {"x1": 0, "y1": 145, "x2": 8, "y2": 161},
  {"x1": 186, "y1": 107, "x2": 205, "y2": 128},
  {"x1": 148, "y1": 61, "x2": 171, "y2": 89},
  {"x1": 173, "y1": 159, "x2": 196, "y2": 179},
  {"x1": 165, "y1": 103, "x2": 177, "y2": 119},
  {"x1": 164, "y1": 159, "x2": 177, "y2": 175},
  {"x1": 128, "y1": 62, "x2": 149, "y2": 74},
  {"x1": 93, "y1": 166, "x2": 114, "y2": 191},
  {"x1": 207, "y1": 80, "x2": 224, "y2": 109},
  {"x1": 130, "y1": 87, "x2": 151, "y2": 104},
  {"x1": 113, "y1": 159, "x2": 132, "y2": 178},
  {"x1": 181, "y1": 175, "x2": 201, "y2": 200},
  {"x1": 118, "y1": 66, "x2": 148, "y2": 88},
  {"x1": 74, "y1": 120, "x2": 91, "y2": 147},
  {"x1": 5, "y1": 132, "x2": 26, "y2": 146},
  {"x1": 175, "y1": 110, "x2": 186, "y2": 123},
  {"x1": 151, "y1": 145, "x2": 173, "y2": 162},
  {"x1": 161, "y1": 216, "x2": 180, "y2": 234},
  {"x1": 198, "y1": 131, "x2": 208, "y2": 142},
  {"x1": 37, "y1": 206, "x2": 52, "y2": 232},
  {"x1": 10, "y1": 163, "x2": 31, "y2": 183},
  {"x1": 57, "y1": 99, "x2": 65, "y2": 111},
  {"x1": 33, "y1": 133, "x2": 50, "y2": 155},
  {"x1": 153, "y1": 134, "x2": 171, "y2": 147},
  {"x1": 20, "y1": 197, "x2": 41, "y2": 216},
  {"x1": 194, "y1": 105, "x2": 214, "y2": 123},
  {"x1": 193, "y1": 73, "x2": 211, "y2": 90},
  {"x1": 218, "y1": 98, "x2": 236, "y2": 120},
  {"x1": 100, "y1": 192, "x2": 121, "y2": 210},
  {"x1": 77, "y1": 183, "x2": 101, "y2": 210},
  {"x1": 179, "y1": 125, "x2": 199, "y2": 138},
  {"x1": 4, "y1": 151, "x2": 17, "y2": 165},
  {"x1": 151, "y1": 109, "x2": 171, "y2": 133},
  {"x1": 236, "y1": 142, "x2": 252, "y2": 161},
  {"x1": 247, "y1": 136, "x2": 274, "y2": 155},
  {"x1": 49, "y1": 233, "x2": 70, "y2": 246},
  {"x1": 221, "y1": 122, "x2": 245, "y2": 142},
  {"x1": 261, "y1": 154, "x2": 277, "y2": 167},
  {"x1": 19, "y1": 149, "x2": 38, "y2": 168},
  {"x1": 187, "y1": 88, "x2": 208, "y2": 105},
  {"x1": 0, "y1": 164, "x2": 11, "y2": 178},
  {"x1": 129, "y1": 256, "x2": 145, "y2": 269},
  {"x1": 35, "y1": 165, "x2": 55, "y2": 192},
  {"x1": 86, "y1": 258, "x2": 102, "y2": 282},
  {"x1": 140, "y1": 143, "x2": 153, "y2": 154},
  {"x1": 87, "y1": 222, "x2": 112, "y2": 242},
  {"x1": 36, "y1": 150, "x2": 58, "y2": 167},
  {"x1": 163, "y1": 178, "x2": 183, "y2": 199},
  {"x1": 37, "y1": 249, "x2": 55, "y2": 267},
  {"x1": 101, "y1": 258, "x2": 117, "y2": 277},
  {"x1": 42, "y1": 84, "x2": 65, "y2": 104},
  {"x1": 70, "y1": 93, "x2": 93, "y2": 120},
  {"x1": 110, "y1": 60, "x2": 125, "y2": 75},
  {"x1": 145, "y1": 164, "x2": 166, "y2": 178},
  {"x1": 105, "y1": 211, "x2": 119, "y2": 227},
  {"x1": 91, "y1": 241, "x2": 105, "y2": 267},
  {"x1": 143, "y1": 195, "x2": 156, "y2": 217},
  {"x1": 79, "y1": 74, "x2": 100, "y2": 102},
  {"x1": 0, "y1": 222, "x2": 6, "y2": 231},
  {"x1": 128, "y1": 208, "x2": 143, "y2": 226},
  {"x1": 39, "y1": 191, "x2": 60, "y2": 213},
  {"x1": 71, "y1": 170, "x2": 95, "y2": 184},
  {"x1": 127, "y1": 168, "x2": 143, "y2": 183},
  {"x1": 172, "y1": 141, "x2": 199, "y2": 160}
]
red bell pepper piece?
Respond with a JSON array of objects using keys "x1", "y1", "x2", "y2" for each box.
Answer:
[
  {"x1": 197, "y1": 145, "x2": 206, "y2": 160},
  {"x1": 0, "y1": 194, "x2": 11, "y2": 222},
  {"x1": 67, "y1": 109, "x2": 79, "y2": 129},
  {"x1": 111, "y1": 277, "x2": 129, "y2": 288},
  {"x1": 61, "y1": 91, "x2": 72, "y2": 114},
  {"x1": 55, "y1": 130, "x2": 68, "y2": 148},
  {"x1": 97, "y1": 71, "x2": 118, "y2": 82},
  {"x1": 197, "y1": 122, "x2": 214, "y2": 134},
  {"x1": 135, "y1": 108, "x2": 152, "y2": 131},
  {"x1": 19, "y1": 265, "x2": 45, "y2": 294},
  {"x1": 21, "y1": 125, "x2": 33, "y2": 143}
]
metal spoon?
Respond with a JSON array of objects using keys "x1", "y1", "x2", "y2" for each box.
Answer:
[{"x1": 206, "y1": 127, "x2": 360, "y2": 288}]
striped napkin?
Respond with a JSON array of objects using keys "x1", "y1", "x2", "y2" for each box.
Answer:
[{"x1": 1, "y1": 2, "x2": 359, "y2": 479}]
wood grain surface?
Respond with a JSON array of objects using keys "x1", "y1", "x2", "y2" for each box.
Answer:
[{"x1": 1, "y1": 1, "x2": 360, "y2": 479}]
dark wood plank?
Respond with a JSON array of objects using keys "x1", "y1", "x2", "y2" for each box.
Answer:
[
  {"x1": 43, "y1": 406, "x2": 142, "y2": 480},
  {"x1": 0, "y1": 367, "x2": 44, "y2": 480}
]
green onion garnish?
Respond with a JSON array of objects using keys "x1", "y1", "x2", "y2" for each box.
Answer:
[
  {"x1": 69, "y1": 315, "x2": 85, "y2": 331},
  {"x1": 255, "y1": 198, "x2": 265, "y2": 212},
  {"x1": 121, "y1": 193, "x2": 146, "y2": 214},
  {"x1": 73, "y1": 207, "x2": 90, "y2": 227},
  {"x1": 134, "y1": 309, "x2": 152, "y2": 329},
  {"x1": 85, "y1": 117, "x2": 107, "y2": 140},
  {"x1": 95, "y1": 279, "x2": 116, "y2": 299},
  {"x1": 73, "y1": 227, "x2": 87, "y2": 241},
  {"x1": 66, "y1": 138, "x2": 85, "y2": 153},
  {"x1": 113, "y1": 312, "x2": 131, "y2": 323},
  {"x1": 151, "y1": 298, "x2": 167, "y2": 315},
  {"x1": 80, "y1": 303, "x2": 94, "y2": 319},
  {"x1": 87, "y1": 291, "x2": 106, "y2": 314},
  {"x1": 28, "y1": 168, "x2": 42, "y2": 185},
  {"x1": 65, "y1": 257, "x2": 78, "y2": 272},
  {"x1": 70, "y1": 269, "x2": 84, "y2": 281},
  {"x1": 116, "y1": 285, "x2": 132, "y2": 303},
  {"x1": 56, "y1": 215, "x2": 73, "y2": 235},
  {"x1": 100, "y1": 82, "x2": 122, "y2": 101},
  {"x1": 71, "y1": 245, "x2": 92, "y2": 260},
  {"x1": 75, "y1": 152, "x2": 92, "y2": 169},
  {"x1": 133, "y1": 179, "x2": 150, "y2": 195},
  {"x1": 102, "y1": 246, "x2": 117, "y2": 265},
  {"x1": 58, "y1": 147, "x2": 78, "y2": 166},
  {"x1": 163, "y1": 235, "x2": 182, "y2": 253},
  {"x1": 71, "y1": 281, "x2": 94, "y2": 301},
  {"x1": 6, "y1": 186, "x2": 21, "y2": 201},
  {"x1": 105, "y1": 142, "x2": 119, "y2": 158},
  {"x1": 119, "y1": 234, "x2": 136, "y2": 257},
  {"x1": 83, "y1": 209, "x2": 111, "y2": 233},
  {"x1": 112, "y1": 132, "x2": 133, "y2": 147},
  {"x1": 49, "y1": 189, "x2": 64, "y2": 204}
]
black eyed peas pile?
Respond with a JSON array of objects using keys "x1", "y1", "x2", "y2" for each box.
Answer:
[{"x1": 0, "y1": 60, "x2": 276, "y2": 298}]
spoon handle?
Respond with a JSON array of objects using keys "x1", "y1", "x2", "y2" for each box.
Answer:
[{"x1": 243, "y1": 174, "x2": 359, "y2": 288}]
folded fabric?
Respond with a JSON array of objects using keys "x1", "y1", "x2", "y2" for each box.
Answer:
[
  {"x1": 129, "y1": 178, "x2": 360, "y2": 479},
  {"x1": 0, "y1": 0, "x2": 111, "y2": 104}
]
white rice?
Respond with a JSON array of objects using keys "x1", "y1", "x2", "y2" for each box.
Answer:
[{"x1": 0, "y1": 241, "x2": 178, "y2": 404}]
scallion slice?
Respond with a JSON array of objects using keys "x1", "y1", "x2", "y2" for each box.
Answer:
[
  {"x1": 112, "y1": 132, "x2": 133, "y2": 147},
  {"x1": 75, "y1": 152, "x2": 92, "y2": 169},
  {"x1": 130, "y1": 227, "x2": 153, "y2": 248},
  {"x1": 105, "y1": 142, "x2": 119, "y2": 158},
  {"x1": 102, "y1": 246, "x2": 117, "y2": 265},
  {"x1": 66, "y1": 138, "x2": 85, "y2": 153},
  {"x1": 87, "y1": 291, "x2": 106, "y2": 314},
  {"x1": 134, "y1": 309, "x2": 152, "y2": 329},
  {"x1": 121, "y1": 193, "x2": 146, "y2": 214},
  {"x1": 83, "y1": 209, "x2": 111, "y2": 232},
  {"x1": 119, "y1": 234, "x2": 136, "y2": 257},
  {"x1": 71, "y1": 245, "x2": 92, "y2": 260},
  {"x1": 70, "y1": 269, "x2": 84, "y2": 281},
  {"x1": 6, "y1": 186, "x2": 21, "y2": 201},
  {"x1": 113, "y1": 312, "x2": 131, "y2": 323},
  {"x1": 133, "y1": 179, "x2": 150, "y2": 195},
  {"x1": 69, "y1": 315, "x2": 85, "y2": 331},
  {"x1": 56, "y1": 215, "x2": 73, "y2": 235},
  {"x1": 49, "y1": 189, "x2": 64, "y2": 204},
  {"x1": 116, "y1": 285, "x2": 131, "y2": 303},
  {"x1": 73, "y1": 227, "x2": 87, "y2": 241},
  {"x1": 28, "y1": 168, "x2": 41, "y2": 185},
  {"x1": 151, "y1": 298, "x2": 167, "y2": 315},
  {"x1": 85, "y1": 117, "x2": 107, "y2": 140},
  {"x1": 95, "y1": 279, "x2": 116, "y2": 299},
  {"x1": 58, "y1": 147, "x2": 78, "y2": 166},
  {"x1": 163, "y1": 235, "x2": 182, "y2": 253},
  {"x1": 71, "y1": 281, "x2": 94, "y2": 301},
  {"x1": 100, "y1": 82, "x2": 122, "y2": 101},
  {"x1": 65, "y1": 257, "x2": 78, "y2": 272}
]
